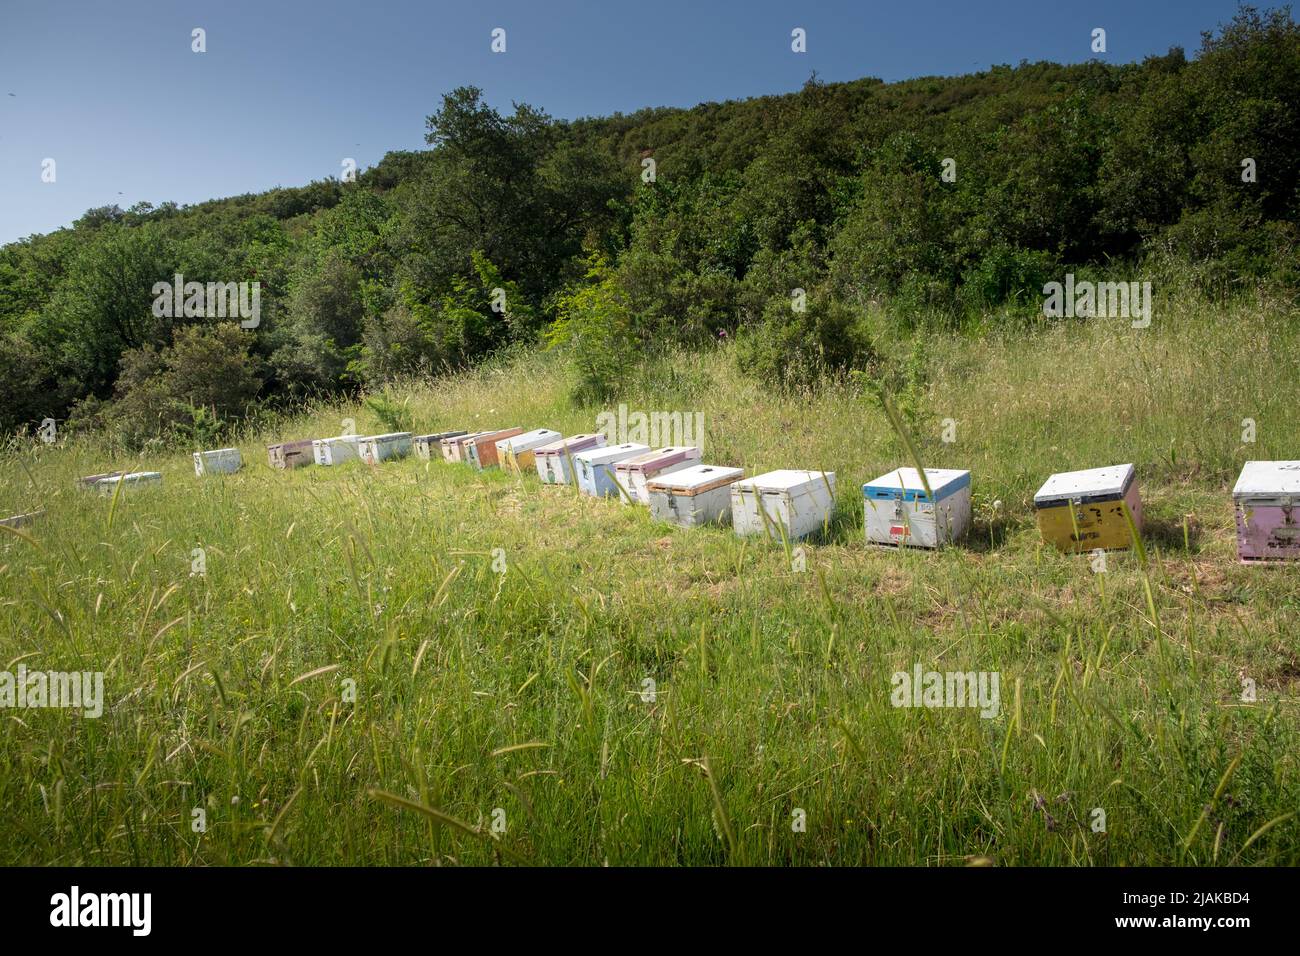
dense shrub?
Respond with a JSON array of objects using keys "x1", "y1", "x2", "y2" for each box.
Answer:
[
  {"x1": 733, "y1": 295, "x2": 878, "y2": 391},
  {"x1": 87, "y1": 324, "x2": 264, "y2": 447},
  {"x1": 545, "y1": 256, "x2": 638, "y2": 404}
]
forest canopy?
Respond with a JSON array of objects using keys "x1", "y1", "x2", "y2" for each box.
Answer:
[{"x1": 2, "y1": 7, "x2": 1296, "y2": 445}]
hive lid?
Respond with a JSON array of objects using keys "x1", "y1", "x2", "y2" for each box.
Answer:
[
  {"x1": 574, "y1": 443, "x2": 650, "y2": 465},
  {"x1": 499, "y1": 428, "x2": 562, "y2": 451},
  {"x1": 197, "y1": 447, "x2": 240, "y2": 455},
  {"x1": 647, "y1": 464, "x2": 744, "y2": 494},
  {"x1": 316, "y1": 434, "x2": 361, "y2": 445},
  {"x1": 1034, "y1": 464, "x2": 1134, "y2": 506},
  {"x1": 734, "y1": 469, "x2": 835, "y2": 493},
  {"x1": 1233, "y1": 461, "x2": 1300, "y2": 499},
  {"x1": 362, "y1": 432, "x2": 413, "y2": 442},
  {"x1": 536, "y1": 433, "x2": 604, "y2": 455},
  {"x1": 616, "y1": 446, "x2": 699, "y2": 472},
  {"x1": 472, "y1": 427, "x2": 523, "y2": 443},
  {"x1": 863, "y1": 467, "x2": 970, "y2": 502},
  {"x1": 445, "y1": 430, "x2": 488, "y2": 445}
]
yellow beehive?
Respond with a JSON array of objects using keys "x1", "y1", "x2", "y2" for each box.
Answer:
[
  {"x1": 497, "y1": 429, "x2": 562, "y2": 475},
  {"x1": 1034, "y1": 464, "x2": 1142, "y2": 552}
]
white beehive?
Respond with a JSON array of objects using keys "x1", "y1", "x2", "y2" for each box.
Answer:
[
  {"x1": 573, "y1": 443, "x2": 651, "y2": 498},
  {"x1": 647, "y1": 464, "x2": 745, "y2": 528},
  {"x1": 614, "y1": 446, "x2": 702, "y2": 505},
  {"x1": 97, "y1": 471, "x2": 162, "y2": 495},
  {"x1": 313, "y1": 435, "x2": 361, "y2": 466},
  {"x1": 863, "y1": 467, "x2": 972, "y2": 548},
  {"x1": 194, "y1": 447, "x2": 242, "y2": 477},
  {"x1": 731, "y1": 470, "x2": 837, "y2": 541},
  {"x1": 358, "y1": 432, "x2": 414, "y2": 465},
  {"x1": 0, "y1": 509, "x2": 44, "y2": 529},
  {"x1": 534, "y1": 434, "x2": 606, "y2": 484},
  {"x1": 77, "y1": 471, "x2": 123, "y2": 491},
  {"x1": 414, "y1": 431, "x2": 466, "y2": 461},
  {"x1": 442, "y1": 431, "x2": 487, "y2": 464}
]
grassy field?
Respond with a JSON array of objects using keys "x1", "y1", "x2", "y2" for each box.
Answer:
[{"x1": 2, "y1": 295, "x2": 1298, "y2": 866}]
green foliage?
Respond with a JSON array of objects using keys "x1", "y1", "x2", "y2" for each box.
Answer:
[
  {"x1": 733, "y1": 294, "x2": 878, "y2": 391},
  {"x1": 545, "y1": 255, "x2": 637, "y2": 404},
  {"x1": 363, "y1": 391, "x2": 414, "y2": 433},
  {"x1": 83, "y1": 324, "x2": 264, "y2": 448},
  {"x1": 2, "y1": 8, "x2": 1299, "y2": 438}
]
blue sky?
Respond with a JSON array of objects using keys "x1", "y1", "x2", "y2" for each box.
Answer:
[{"x1": 0, "y1": 0, "x2": 1249, "y2": 244}]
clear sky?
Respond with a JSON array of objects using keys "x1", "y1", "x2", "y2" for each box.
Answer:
[{"x1": 0, "y1": 0, "x2": 1249, "y2": 245}]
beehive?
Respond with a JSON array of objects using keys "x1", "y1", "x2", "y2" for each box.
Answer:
[
  {"x1": 534, "y1": 434, "x2": 606, "y2": 484},
  {"x1": 358, "y1": 432, "x2": 414, "y2": 465},
  {"x1": 1233, "y1": 461, "x2": 1300, "y2": 563},
  {"x1": 647, "y1": 464, "x2": 744, "y2": 528},
  {"x1": 863, "y1": 467, "x2": 971, "y2": 549},
  {"x1": 0, "y1": 509, "x2": 44, "y2": 529},
  {"x1": 573, "y1": 443, "x2": 651, "y2": 498},
  {"x1": 465, "y1": 428, "x2": 524, "y2": 471},
  {"x1": 615, "y1": 446, "x2": 702, "y2": 505},
  {"x1": 731, "y1": 470, "x2": 837, "y2": 541},
  {"x1": 414, "y1": 431, "x2": 467, "y2": 461},
  {"x1": 442, "y1": 431, "x2": 487, "y2": 464},
  {"x1": 267, "y1": 439, "x2": 314, "y2": 470},
  {"x1": 194, "y1": 447, "x2": 242, "y2": 477},
  {"x1": 97, "y1": 471, "x2": 162, "y2": 495},
  {"x1": 313, "y1": 435, "x2": 362, "y2": 466},
  {"x1": 77, "y1": 472, "x2": 123, "y2": 491},
  {"x1": 497, "y1": 429, "x2": 562, "y2": 474},
  {"x1": 1034, "y1": 463, "x2": 1141, "y2": 552}
]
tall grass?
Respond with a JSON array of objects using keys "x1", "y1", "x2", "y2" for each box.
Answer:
[{"x1": 1, "y1": 296, "x2": 1297, "y2": 865}]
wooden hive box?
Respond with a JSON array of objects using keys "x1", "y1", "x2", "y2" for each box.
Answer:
[
  {"x1": 731, "y1": 470, "x2": 837, "y2": 541},
  {"x1": 465, "y1": 428, "x2": 524, "y2": 471},
  {"x1": 614, "y1": 446, "x2": 702, "y2": 505},
  {"x1": 534, "y1": 434, "x2": 606, "y2": 484},
  {"x1": 267, "y1": 439, "x2": 315, "y2": 470},
  {"x1": 414, "y1": 431, "x2": 466, "y2": 461},
  {"x1": 77, "y1": 471, "x2": 123, "y2": 491},
  {"x1": 442, "y1": 431, "x2": 488, "y2": 464},
  {"x1": 1034, "y1": 463, "x2": 1141, "y2": 552},
  {"x1": 194, "y1": 447, "x2": 242, "y2": 477},
  {"x1": 0, "y1": 509, "x2": 45, "y2": 530},
  {"x1": 358, "y1": 432, "x2": 414, "y2": 465},
  {"x1": 1233, "y1": 460, "x2": 1300, "y2": 563},
  {"x1": 97, "y1": 471, "x2": 162, "y2": 495},
  {"x1": 497, "y1": 428, "x2": 562, "y2": 474},
  {"x1": 647, "y1": 464, "x2": 744, "y2": 528},
  {"x1": 573, "y1": 443, "x2": 651, "y2": 498},
  {"x1": 864, "y1": 467, "x2": 971, "y2": 549},
  {"x1": 313, "y1": 435, "x2": 361, "y2": 467}
]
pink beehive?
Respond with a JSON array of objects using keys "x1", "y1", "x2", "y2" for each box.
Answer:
[{"x1": 1233, "y1": 461, "x2": 1300, "y2": 563}]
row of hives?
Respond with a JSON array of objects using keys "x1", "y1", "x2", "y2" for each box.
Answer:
[{"x1": 61, "y1": 429, "x2": 1300, "y2": 563}]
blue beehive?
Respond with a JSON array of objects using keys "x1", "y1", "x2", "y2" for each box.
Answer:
[{"x1": 573, "y1": 443, "x2": 650, "y2": 498}]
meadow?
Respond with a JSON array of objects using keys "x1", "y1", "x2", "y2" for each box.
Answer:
[{"x1": 1, "y1": 294, "x2": 1298, "y2": 866}]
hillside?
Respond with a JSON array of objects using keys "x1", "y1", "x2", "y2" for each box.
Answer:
[
  {"x1": 1, "y1": 294, "x2": 1298, "y2": 865},
  {"x1": 1, "y1": 7, "x2": 1297, "y2": 447}
]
